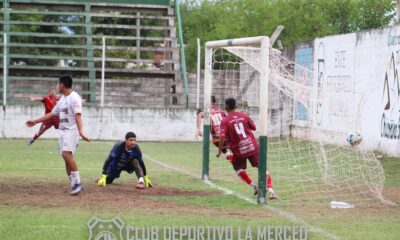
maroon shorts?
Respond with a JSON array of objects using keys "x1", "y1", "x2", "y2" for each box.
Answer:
[
  {"x1": 39, "y1": 116, "x2": 59, "y2": 132},
  {"x1": 231, "y1": 154, "x2": 258, "y2": 171}
]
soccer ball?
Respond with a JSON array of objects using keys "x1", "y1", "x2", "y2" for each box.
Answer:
[{"x1": 347, "y1": 132, "x2": 362, "y2": 146}]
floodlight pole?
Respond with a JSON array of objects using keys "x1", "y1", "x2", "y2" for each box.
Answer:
[
  {"x1": 397, "y1": 0, "x2": 400, "y2": 23},
  {"x1": 196, "y1": 38, "x2": 201, "y2": 109},
  {"x1": 3, "y1": 32, "x2": 7, "y2": 106},
  {"x1": 100, "y1": 36, "x2": 106, "y2": 107}
]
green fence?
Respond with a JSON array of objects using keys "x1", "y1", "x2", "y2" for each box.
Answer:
[{"x1": 1, "y1": 0, "x2": 181, "y2": 106}]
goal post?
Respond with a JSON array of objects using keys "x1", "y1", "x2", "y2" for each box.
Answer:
[
  {"x1": 201, "y1": 35, "x2": 394, "y2": 208},
  {"x1": 202, "y1": 36, "x2": 270, "y2": 204}
]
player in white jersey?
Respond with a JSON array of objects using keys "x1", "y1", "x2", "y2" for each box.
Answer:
[{"x1": 26, "y1": 75, "x2": 90, "y2": 195}]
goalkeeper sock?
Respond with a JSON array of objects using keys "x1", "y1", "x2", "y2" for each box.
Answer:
[
  {"x1": 138, "y1": 177, "x2": 144, "y2": 184},
  {"x1": 71, "y1": 171, "x2": 81, "y2": 184},
  {"x1": 268, "y1": 188, "x2": 275, "y2": 195},
  {"x1": 267, "y1": 172, "x2": 273, "y2": 189},
  {"x1": 237, "y1": 170, "x2": 253, "y2": 185}
]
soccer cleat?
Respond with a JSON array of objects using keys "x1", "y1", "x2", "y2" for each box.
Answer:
[
  {"x1": 268, "y1": 192, "x2": 278, "y2": 200},
  {"x1": 28, "y1": 138, "x2": 34, "y2": 145},
  {"x1": 136, "y1": 182, "x2": 145, "y2": 189},
  {"x1": 253, "y1": 185, "x2": 259, "y2": 195},
  {"x1": 70, "y1": 183, "x2": 83, "y2": 195}
]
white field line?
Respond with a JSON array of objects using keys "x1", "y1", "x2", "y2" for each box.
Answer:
[{"x1": 143, "y1": 154, "x2": 341, "y2": 240}]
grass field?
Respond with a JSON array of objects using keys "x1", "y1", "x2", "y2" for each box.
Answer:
[{"x1": 0, "y1": 139, "x2": 399, "y2": 240}]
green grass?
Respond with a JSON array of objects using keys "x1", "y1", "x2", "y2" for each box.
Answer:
[{"x1": 0, "y1": 139, "x2": 399, "y2": 240}]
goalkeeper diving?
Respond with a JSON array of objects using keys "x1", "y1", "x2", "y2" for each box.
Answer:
[{"x1": 97, "y1": 132, "x2": 152, "y2": 189}]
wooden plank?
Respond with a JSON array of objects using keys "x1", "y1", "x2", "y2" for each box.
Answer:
[
  {"x1": 92, "y1": 24, "x2": 171, "y2": 31},
  {"x1": 92, "y1": 57, "x2": 178, "y2": 64},
  {"x1": 4, "y1": 54, "x2": 91, "y2": 61},
  {"x1": 7, "y1": 0, "x2": 171, "y2": 7},
  {"x1": 6, "y1": 9, "x2": 87, "y2": 16},
  {"x1": 3, "y1": 76, "x2": 92, "y2": 82},
  {"x1": 8, "y1": 65, "x2": 91, "y2": 71},
  {"x1": 1, "y1": 20, "x2": 88, "y2": 27},
  {"x1": 2, "y1": 43, "x2": 87, "y2": 49},
  {"x1": 8, "y1": 88, "x2": 92, "y2": 94},
  {"x1": 93, "y1": 45, "x2": 175, "y2": 52},
  {"x1": 90, "y1": 12, "x2": 172, "y2": 20},
  {"x1": 92, "y1": 35, "x2": 173, "y2": 41},
  {"x1": 0, "y1": 31, "x2": 88, "y2": 38},
  {"x1": 95, "y1": 67, "x2": 174, "y2": 74}
]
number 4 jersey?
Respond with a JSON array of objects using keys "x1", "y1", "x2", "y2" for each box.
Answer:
[{"x1": 220, "y1": 111, "x2": 258, "y2": 159}]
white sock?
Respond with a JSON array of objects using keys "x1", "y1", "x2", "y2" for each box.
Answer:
[
  {"x1": 71, "y1": 171, "x2": 81, "y2": 185},
  {"x1": 224, "y1": 152, "x2": 232, "y2": 157},
  {"x1": 68, "y1": 175, "x2": 74, "y2": 188},
  {"x1": 138, "y1": 177, "x2": 144, "y2": 184},
  {"x1": 268, "y1": 187, "x2": 275, "y2": 195},
  {"x1": 250, "y1": 182, "x2": 257, "y2": 187}
]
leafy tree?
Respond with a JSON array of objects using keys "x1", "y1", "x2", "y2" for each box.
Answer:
[{"x1": 180, "y1": 0, "x2": 396, "y2": 70}]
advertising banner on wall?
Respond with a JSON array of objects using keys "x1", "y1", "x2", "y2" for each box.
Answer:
[
  {"x1": 354, "y1": 26, "x2": 400, "y2": 156},
  {"x1": 306, "y1": 27, "x2": 400, "y2": 156},
  {"x1": 313, "y1": 33, "x2": 357, "y2": 134}
]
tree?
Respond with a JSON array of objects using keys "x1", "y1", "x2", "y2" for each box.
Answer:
[{"x1": 180, "y1": 0, "x2": 396, "y2": 70}]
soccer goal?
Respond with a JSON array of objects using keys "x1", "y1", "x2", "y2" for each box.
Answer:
[{"x1": 201, "y1": 36, "x2": 394, "y2": 207}]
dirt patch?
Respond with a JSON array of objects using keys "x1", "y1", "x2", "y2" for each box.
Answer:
[
  {"x1": 0, "y1": 178, "x2": 272, "y2": 218},
  {"x1": 383, "y1": 187, "x2": 400, "y2": 206}
]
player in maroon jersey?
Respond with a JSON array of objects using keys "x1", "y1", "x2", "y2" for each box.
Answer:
[
  {"x1": 28, "y1": 88, "x2": 60, "y2": 145},
  {"x1": 197, "y1": 96, "x2": 233, "y2": 161},
  {"x1": 217, "y1": 98, "x2": 277, "y2": 199}
]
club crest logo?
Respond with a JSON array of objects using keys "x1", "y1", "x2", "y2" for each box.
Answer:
[{"x1": 87, "y1": 216, "x2": 124, "y2": 240}]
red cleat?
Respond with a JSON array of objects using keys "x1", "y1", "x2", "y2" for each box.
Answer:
[{"x1": 136, "y1": 182, "x2": 145, "y2": 189}]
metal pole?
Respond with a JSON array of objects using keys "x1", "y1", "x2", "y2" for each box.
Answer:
[
  {"x1": 202, "y1": 46, "x2": 213, "y2": 180},
  {"x1": 257, "y1": 37, "x2": 270, "y2": 204},
  {"x1": 101, "y1": 36, "x2": 106, "y2": 107},
  {"x1": 175, "y1": 0, "x2": 189, "y2": 108},
  {"x1": 3, "y1": 32, "x2": 7, "y2": 106},
  {"x1": 397, "y1": 0, "x2": 400, "y2": 23},
  {"x1": 196, "y1": 38, "x2": 201, "y2": 109}
]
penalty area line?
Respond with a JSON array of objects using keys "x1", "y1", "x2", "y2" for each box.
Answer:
[{"x1": 144, "y1": 154, "x2": 340, "y2": 240}]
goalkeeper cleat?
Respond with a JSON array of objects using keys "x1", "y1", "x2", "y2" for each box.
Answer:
[
  {"x1": 136, "y1": 182, "x2": 145, "y2": 189},
  {"x1": 71, "y1": 183, "x2": 83, "y2": 195},
  {"x1": 28, "y1": 138, "x2": 34, "y2": 146}
]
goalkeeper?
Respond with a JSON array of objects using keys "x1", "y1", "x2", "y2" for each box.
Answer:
[{"x1": 97, "y1": 132, "x2": 152, "y2": 189}]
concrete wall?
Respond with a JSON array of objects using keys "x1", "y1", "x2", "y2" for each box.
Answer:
[
  {"x1": 0, "y1": 105, "x2": 198, "y2": 141},
  {"x1": 292, "y1": 26, "x2": 400, "y2": 156}
]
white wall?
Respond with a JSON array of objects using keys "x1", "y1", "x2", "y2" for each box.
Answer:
[
  {"x1": 0, "y1": 106, "x2": 198, "y2": 141},
  {"x1": 308, "y1": 26, "x2": 400, "y2": 156}
]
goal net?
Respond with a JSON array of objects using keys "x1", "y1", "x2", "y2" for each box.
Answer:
[{"x1": 202, "y1": 36, "x2": 394, "y2": 207}]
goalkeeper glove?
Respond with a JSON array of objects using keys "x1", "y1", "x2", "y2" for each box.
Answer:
[
  {"x1": 97, "y1": 174, "x2": 107, "y2": 187},
  {"x1": 144, "y1": 175, "x2": 152, "y2": 188}
]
